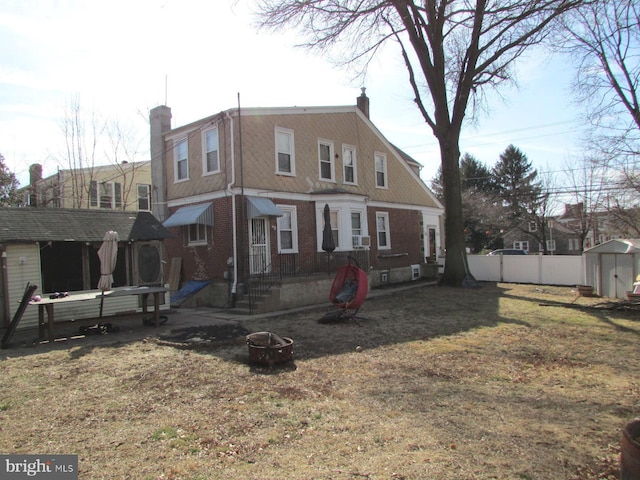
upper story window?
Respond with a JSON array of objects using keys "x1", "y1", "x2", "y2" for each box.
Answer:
[
  {"x1": 90, "y1": 181, "x2": 122, "y2": 209},
  {"x1": 203, "y1": 127, "x2": 220, "y2": 175},
  {"x1": 174, "y1": 138, "x2": 189, "y2": 182},
  {"x1": 343, "y1": 145, "x2": 357, "y2": 184},
  {"x1": 275, "y1": 127, "x2": 295, "y2": 176},
  {"x1": 137, "y1": 184, "x2": 151, "y2": 211},
  {"x1": 318, "y1": 139, "x2": 335, "y2": 181},
  {"x1": 277, "y1": 205, "x2": 298, "y2": 253},
  {"x1": 375, "y1": 152, "x2": 388, "y2": 188},
  {"x1": 376, "y1": 212, "x2": 390, "y2": 249}
]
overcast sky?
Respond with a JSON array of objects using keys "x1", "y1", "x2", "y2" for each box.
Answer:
[{"x1": 0, "y1": 0, "x2": 588, "y2": 188}]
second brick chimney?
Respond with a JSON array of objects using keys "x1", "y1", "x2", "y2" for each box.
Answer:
[{"x1": 357, "y1": 87, "x2": 369, "y2": 118}]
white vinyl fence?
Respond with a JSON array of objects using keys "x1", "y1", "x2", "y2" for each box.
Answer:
[{"x1": 466, "y1": 254, "x2": 585, "y2": 286}]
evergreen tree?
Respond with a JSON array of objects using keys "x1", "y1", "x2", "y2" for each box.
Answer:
[
  {"x1": 432, "y1": 153, "x2": 500, "y2": 252},
  {"x1": 493, "y1": 145, "x2": 542, "y2": 224},
  {"x1": 0, "y1": 153, "x2": 20, "y2": 207}
]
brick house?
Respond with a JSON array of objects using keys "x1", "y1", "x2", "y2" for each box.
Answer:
[
  {"x1": 502, "y1": 218, "x2": 582, "y2": 255},
  {"x1": 150, "y1": 91, "x2": 444, "y2": 311}
]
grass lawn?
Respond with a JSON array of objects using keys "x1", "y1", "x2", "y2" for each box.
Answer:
[{"x1": 1, "y1": 282, "x2": 637, "y2": 479}]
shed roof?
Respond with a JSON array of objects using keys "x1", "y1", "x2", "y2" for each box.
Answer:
[
  {"x1": 584, "y1": 238, "x2": 640, "y2": 254},
  {"x1": 0, "y1": 208, "x2": 171, "y2": 243}
]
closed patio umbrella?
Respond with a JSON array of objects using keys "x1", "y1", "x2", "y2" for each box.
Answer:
[
  {"x1": 97, "y1": 230, "x2": 119, "y2": 316},
  {"x1": 322, "y1": 204, "x2": 335, "y2": 273}
]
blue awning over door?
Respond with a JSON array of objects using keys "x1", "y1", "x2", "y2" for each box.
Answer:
[
  {"x1": 247, "y1": 196, "x2": 284, "y2": 218},
  {"x1": 163, "y1": 203, "x2": 214, "y2": 227}
]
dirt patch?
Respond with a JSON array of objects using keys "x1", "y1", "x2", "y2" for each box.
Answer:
[
  {"x1": 0, "y1": 283, "x2": 636, "y2": 479},
  {"x1": 156, "y1": 324, "x2": 250, "y2": 348}
]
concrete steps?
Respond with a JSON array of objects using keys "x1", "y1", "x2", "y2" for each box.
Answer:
[{"x1": 228, "y1": 287, "x2": 280, "y2": 315}]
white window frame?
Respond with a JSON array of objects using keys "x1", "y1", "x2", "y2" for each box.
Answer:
[
  {"x1": 568, "y1": 238, "x2": 581, "y2": 251},
  {"x1": 375, "y1": 152, "x2": 388, "y2": 188},
  {"x1": 91, "y1": 180, "x2": 121, "y2": 209},
  {"x1": 137, "y1": 184, "x2": 151, "y2": 211},
  {"x1": 174, "y1": 137, "x2": 189, "y2": 182},
  {"x1": 316, "y1": 203, "x2": 368, "y2": 252},
  {"x1": 187, "y1": 223, "x2": 207, "y2": 246},
  {"x1": 318, "y1": 139, "x2": 335, "y2": 182},
  {"x1": 275, "y1": 127, "x2": 295, "y2": 176},
  {"x1": 513, "y1": 241, "x2": 529, "y2": 252},
  {"x1": 343, "y1": 145, "x2": 357, "y2": 185},
  {"x1": 351, "y1": 210, "x2": 362, "y2": 237},
  {"x1": 376, "y1": 212, "x2": 391, "y2": 250},
  {"x1": 546, "y1": 239, "x2": 557, "y2": 252},
  {"x1": 202, "y1": 126, "x2": 220, "y2": 175},
  {"x1": 276, "y1": 205, "x2": 298, "y2": 253}
]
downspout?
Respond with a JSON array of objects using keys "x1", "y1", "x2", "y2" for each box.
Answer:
[{"x1": 225, "y1": 109, "x2": 238, "y2": 307}]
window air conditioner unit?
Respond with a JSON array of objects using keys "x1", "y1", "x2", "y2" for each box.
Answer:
[{"x1": 352, "y1": 235, "x2": 371, "y2": 248}]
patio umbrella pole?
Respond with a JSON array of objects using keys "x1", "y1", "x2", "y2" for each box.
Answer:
[
  {"x1": 97, "y1": 231, "x2": 119, "y2": 318},
  {"x1": 321, "y1": 204, "x2": 336, "y2": 275}
]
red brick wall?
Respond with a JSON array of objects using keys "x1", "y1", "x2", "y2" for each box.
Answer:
[{"x1": 368, "y1": 207, "x2": 424, "y2": 269}]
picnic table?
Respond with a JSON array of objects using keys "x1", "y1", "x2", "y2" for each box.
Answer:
[{"x1": 33, "y1": 286, "x2": 169, "y2": 342}]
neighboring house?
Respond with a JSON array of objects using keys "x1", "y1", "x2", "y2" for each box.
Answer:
[
  {"x1": 555, "y1": 202, "x2": 637, "y2": 251},
  {"x1": 0, "y1": 208, "x2": 171, "y2": 330},
  {"x1": 502, "y1": 218, "x2": 582, "y2": 255},
  {"x1": 150, "y1": 90, "x2": 444, "y2": 311},
  {"x1": 19, "y1": 161, "x2": 152, "y2": 211}
]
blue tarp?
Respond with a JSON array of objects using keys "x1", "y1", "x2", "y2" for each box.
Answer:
[{"x1": 170, "y1": 279, "x2": 211, "y2": 304}]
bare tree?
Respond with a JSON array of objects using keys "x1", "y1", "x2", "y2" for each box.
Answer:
[
  {"x1": 45, "y1": 96, "x2": 147, "y2": 210},
  {"x1": 559, "y1": 0, "x2": 640, "y2": 224},
  {"x1": 60, "y1": 95, "x2": 102, "y2": 208},
  {"x1": 256, "y1": 0, "x2": 582, "y2": 286},
  {"x1": 560, "y1": 0, "x2": 640, "y2": 149},
  {"x1": 556, "y1": 156, "x2": 608, "y2": 248}
]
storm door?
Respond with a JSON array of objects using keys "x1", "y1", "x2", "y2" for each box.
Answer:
[{"x1": 250, "y1": 218, "x2": 270, "y2": 275}]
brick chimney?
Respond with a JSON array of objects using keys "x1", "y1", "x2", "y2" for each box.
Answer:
[
  {"x1": 356, "y1": 87, "x2": 369, "y2": 118},
  {"x1": 29, "y1": 163, "x2": 43, "y2": 207},
  {"x1": 149, "y1": 105, "x2": 172, "y2": 221}
]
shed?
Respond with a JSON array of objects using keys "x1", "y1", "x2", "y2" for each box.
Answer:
[
  {"x1": 584, "y1": 239, "x2": 640, "y2": 299},
  {"x1": 0, "y1": 208, "x2": 172, "y2": 330}
]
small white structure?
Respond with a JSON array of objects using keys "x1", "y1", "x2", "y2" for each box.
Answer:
[{"x1": 584, "y1": 239, "x2": 640, "y2": 299}]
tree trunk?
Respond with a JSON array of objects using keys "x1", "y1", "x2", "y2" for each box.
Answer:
[{"x1": 438, "y1": 133, "x2": 470, "y2": 286}]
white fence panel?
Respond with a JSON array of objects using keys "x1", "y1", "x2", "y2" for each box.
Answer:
[
  {"x1": 466, "y1": 254, "x2": 584, "y2": 286},
  {"x1": 467, "y1": 256, "x2": 501, "y2": 281},
  {"x1": 503, "y1": 255, "x2": 540, "y2": 284},
  {"x1": 540, "y1": 256, "x2": 584, "y2": 286}
]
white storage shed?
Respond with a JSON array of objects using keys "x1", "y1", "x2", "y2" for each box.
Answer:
[{"x1": 584, "y1": 239, "x2": 640, "y2": 299}]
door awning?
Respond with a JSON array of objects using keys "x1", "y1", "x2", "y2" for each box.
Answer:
[
  {"x1": 163, "y1": 203, "x2": 214, "y2": 227},
  {"x1": 247, "y1": 196, "x2": 284, "y2": 218}
]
